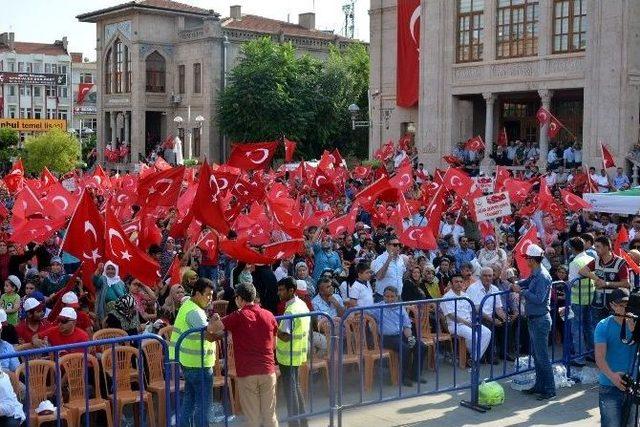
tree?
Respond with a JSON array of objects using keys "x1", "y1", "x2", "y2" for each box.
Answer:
[
  {"x1": 218, "y1": 38, "x2": 369, "y2": 160},
  {"x1": 23, "y1": 128, "x2": 81, "y2": 174},
  {"x1": 0, "y1": 127, "x2": 19, "y2": 150}
]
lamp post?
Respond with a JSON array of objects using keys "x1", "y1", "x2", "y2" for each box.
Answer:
[
  {"x1": 173, "y1": 105, "x2": 205, "y2": 160},
  {"x1": 348, "y1": 102, "x2": 393, "y2": 130}
]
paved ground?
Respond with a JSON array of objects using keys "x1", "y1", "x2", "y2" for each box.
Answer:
[{"x1": 308, "y1": 381, "x2": 600, "y2": 427}]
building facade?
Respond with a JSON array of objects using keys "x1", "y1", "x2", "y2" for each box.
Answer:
[
  {"x1": 77, "y1": 0, "x2": 357, "y2": 166},
  {"x1": 0, "y1": 33, "x2": 72, "y2": 139},
  {"x1": 370, "y1": 0, "x2": 640, "y2": 173},
  {"x1": 70, "y1": 53, "x2": 97, "y2": 136}
]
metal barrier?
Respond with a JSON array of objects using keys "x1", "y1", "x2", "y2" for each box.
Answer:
[{"x1": 0, "y1": 333, "x2": 170, "y2": 427}]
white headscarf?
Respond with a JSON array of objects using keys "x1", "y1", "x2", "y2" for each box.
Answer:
[{"x1": 102, "y1": 261, "x2": 121, "y2": 287}]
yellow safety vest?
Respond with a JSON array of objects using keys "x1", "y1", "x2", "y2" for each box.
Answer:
[
  {"x1": 169, "y1": 299, "x2": 216, "y2": 368},
  {"x1": 276, "y1": 297, "x2": 310, "y2": 367},
  {"x1": 571, "y1": 254, "x2": 594, "y2": 306}
]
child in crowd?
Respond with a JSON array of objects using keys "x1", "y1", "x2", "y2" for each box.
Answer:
[{"x1": 0, "y1": 276, "x2": 21, "y2": 326}]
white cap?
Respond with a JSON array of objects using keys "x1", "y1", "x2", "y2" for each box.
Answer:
[
  {"x1": 61, "y1": 292, "x2": 78, "y2": 305},
  {"x1": 296, "y1": 279, "x2": 308, "y2": 292},
  {"x1": 23, "y1": 297, "x2": 41, "y2": 312},
  {"x1": 59, "y1": 307, "x2": 77, "y2": 320},
  {"x1": 525, "y1": 244, "x2": 545, "y2": 257},
  {"x1": 36, "y1": 400, "x2": 56, "y2": 414},
  {"x1": 6, "y1": 275, "x2": 20, "y2": 291},
  {"x1": 0, "y1": 309, "x2": 7, "y2": 324}
]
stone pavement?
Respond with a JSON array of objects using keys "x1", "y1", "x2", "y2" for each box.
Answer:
[{"x1": 308, "y1": 381, "x2": 601, "y2": 427}]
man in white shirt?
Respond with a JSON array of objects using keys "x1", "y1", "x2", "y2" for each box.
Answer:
[
  {"x1": 371, "y1": 237, "x2": 407, "y2": 297},
  {"x1": 563, "y1": 144, "x2": 575, "y2": 168},
  {"x1": 573, "y1": 143, "x2": 582, "y2": 166},
  {"x1": 274, "y1": 258, "x2": 292, "y2": 282},
  {"x1": 466, "y1": 267, "x2": 508, "y2": 362},
  {"x1": 441, "y1": 274, "x2": 492, "y2": 362},
  {"x1": 0, "y1": 369, "x2": 24, "y2": 426},
  {"x1": 343, "y1": 261, "x2": 375, "y2": 308},
  {"x1": 412, "y1": 206, "x2": 428, "y2": 227},
  {"x1": 439, "y1": 213, "x2": 465, "y2": 245},
  {"x1": 629, "y1": 216, "x2": 640, "y2": 242}
]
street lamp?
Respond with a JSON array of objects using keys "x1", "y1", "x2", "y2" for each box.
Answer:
[
  {"x1": 173, "y1": 106, "x2": 205, "y2": 159},
  {"x1": 349, "y1": 102, "x2": 394, "y2": 131}
]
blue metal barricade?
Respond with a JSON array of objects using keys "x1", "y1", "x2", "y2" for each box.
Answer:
[
  {"x1": 337, "y1": 296, "x2": 478, "y2": 426},
  {"x1": 0, "y1": 333, "x2": 170, "y2": 427}
]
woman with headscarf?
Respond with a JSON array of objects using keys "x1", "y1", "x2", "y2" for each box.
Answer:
[
  {"x1": 40, "y1": 257, "x2": 70, "y2": 301},
  {"x1": 477, "y1": 235, "x2": 507, "y2": 269},
  {"x1": 158, "y1": 285, "x2": 186, "y2": 324},
  {"x1": 93, "y1": 261, "x2": 128, "y2": 321},
  {"x1": 105, "y1": 294, "x2": 142, "y2": 335}
]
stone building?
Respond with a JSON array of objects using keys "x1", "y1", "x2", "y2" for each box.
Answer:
[
  {"x1": 370, "y1": 0, "x2": 640, "y2": 175},
  {"x1": 70, "y1": 53, "x2": 97, "y2": 136},
  {"x1": 77, "y1": 0, "x2": 357, "y2": 166}
]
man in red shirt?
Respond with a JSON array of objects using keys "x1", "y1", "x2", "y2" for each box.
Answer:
[
  {"x1": 15, "y1": 298, "x2": 52, "y2": 344},
  {"x1": 209, "y1": 282, "x2": 278, "y2": 427},
  {"x1": 32, "y1": 307, "x2": 89, "y2": 353},
  {"x1": 61, "y1": 292, "x2": 93, "y2": 335}
]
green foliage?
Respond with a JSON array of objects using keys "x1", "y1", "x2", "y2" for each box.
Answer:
[
  {"x1": 0, "y1": 127, "x2": 19, "y2": 150},
  {"x1": 23, "y1": 129, "x2": 81, "y2": 174},
  {"x1": 81, "y1": 132, "x2": 97, "y2": 163},
  {"x1": 183, "y1": 158, "x2": 199, "y2": 167},
  {"x1": 218, "y1": 38, "x2": 370, "y2": 160}
]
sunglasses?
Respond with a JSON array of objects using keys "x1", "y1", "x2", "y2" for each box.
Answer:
[{"x1": 58, "y1": 318, "x2": 74, "y2": 324}]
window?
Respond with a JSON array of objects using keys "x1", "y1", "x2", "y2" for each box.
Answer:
[
  {"x1": 47, "y1": 108, "x2": 55, "y2": 119},
  {"x1": 145, "y1": 51, "x2": 166, "y2": 93},
  {"x1": 8, "y1": 86, "x2": 15, "y2": 96},
  {"x1": 8, "y1": 107, "x2": 16, "y2": 118},
  {"x1": 80, "y1": 73, "x2": 93, "y2": 84},
  {"x1": 46, "y1": 86, "x2": 56, "y2": 97},
  {"x1": 61, "y1": 87, "x2": 68, "y2": 99},
  {"x1": 26, "y1": 63, "x2": 32, "y2": 72},
  {"x1": 34, "y1": 87, "x2": 41, "y2": 97},
  {"x1": 52, "y1": 64, "x2": 57, "y2": 74},
  {"x1": 17, "y1": 62, "x2": 24, "y2": 72},
  {"x1": 496, "y1": 0, "x2": 539, "y2": 58},
  {"x1": 178, "y1": 128, "x2": 186, "y2": 157},
  {"x1": 553, "y1": 0, "x2": 587, "y2": 53},
  {"x1": 193, "y1": 127, "x2": 201, "y2": 157},
  {"x1": 34, "y1": 108, "x2": 42, "y2": 119},
  {"x1": 193, "y1": 63, "x2": 201, "y2": 94},
  {"x1": 105, "y1": 48, "x2": 112, "y2": 94},
  {"x1": 19, "y1": 87, "x2": 31, "y2": 96},
  {"x1": 456, "y1": 0, "x2": 485, "y2": 63},
  {"x1": 33, "y1": 62, "x2": 42, "y2": 73},
  {"x1": 115, "y1": 40, "x2": 123, "y2": 93},
  {"x1": 60, "y1": 65, "x2": 67, "y2": 75},
  {"x1": 125, "y1": 46, "x2": 131, "y2": 92},
  {"x1": 7, "y1": 61, "x2": 14, "y2": 72},
  {"x1": 20, "y1": 108, "x2": 30, "y2": 119},
  {"x1": 178, "y1": 65, "x2": 185, "y2": 94},
  {"x1": 45, "y1": 63, "x2": 51, "y2": 73},
  {"x1": 0, "y1": 60, "x2": 3, "y2": 71},
  {"x1": 59, "y1": 111, "x2": 67, "y2": 121}
]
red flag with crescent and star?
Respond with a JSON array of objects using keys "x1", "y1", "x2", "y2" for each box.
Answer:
[
  {"x1": 396, "y1": 0, "x2": 421, "y2": 107},
  {"x1": 560, "y1": 189, "x2": 592, "y2": 212},
  {"x1": 513, "y1": 226, "x2": 540, "y2": 279},
  {"x1": 227, "y1": 141, "x2": 278, "y2": 170},
  {"x1": 76, "y1": 83, "x2": 95, "y2": 105},
  {"x1": 400, "y1": 226, "x2": 437, "y2": 250},
  {"x1": 464, "y1": 136, "x2": 485, "y2": 152},
  {"x1": 547, "y1": 115, "x2": 562, "y2": 139},
  {"x1": 600, "y1": 142, "x2": 617, "y2": 169},
  {"x1": 136, "y1": 165, "x2": 185, "y2": 208}
]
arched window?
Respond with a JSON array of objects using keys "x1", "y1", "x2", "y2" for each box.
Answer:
[
  {"x1": 146, "y1": 51, "x2": 166, "y2": 93},
  {"x1": 125, "y1": 45, "x2": 131, "y2": 92},
  {"x1": 104, "y1": 48, "x2": 112, "y2": 94},
  {"x1": 115, "y1": 39, "x2": 123, "y2": 93}
]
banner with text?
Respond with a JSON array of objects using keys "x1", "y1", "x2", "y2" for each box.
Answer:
[
  {"x1": 473, "y1": 176, "x2": 495, "y2": 194},
  {"x1": 0, "y1": 119, "x2": 67, "y2": 132},
  {"x1": 473, "y1": 191, "x2": 512, "y2": 222}
]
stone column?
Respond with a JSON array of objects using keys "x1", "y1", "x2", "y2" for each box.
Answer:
[
  {"x1": 109, "y1": 111, "x2": 116, "y2": 146},
  {"x1": 483, "y1": 92, "x2": 495, "y2": 159},
  {"x1": 538, "y1": 89, "x2": 553, "y2": 171},
  {"x1": 483, "y1": 0, "x2": 497, "y2": 61},
  {"x1": 124, "y1": 111, "x2": 130, "y2": 162}
]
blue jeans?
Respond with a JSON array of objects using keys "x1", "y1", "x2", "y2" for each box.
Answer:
[
  {"x1": 179, "y1": 367, "x2": 213, "y2": 427},
  {"x1": 528, "y1": 313, "x2": 556, "y2": 395},
  {"x1": 599, "y1": 385, "x2": 633, "y2": 427},
  {"x1": 571, "y1": 304, "x2": 594, "y2": 363}
]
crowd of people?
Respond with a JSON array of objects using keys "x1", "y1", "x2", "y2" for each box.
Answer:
[{"x1": 0, "y1": 134, "x2": 636, "y2": 426}]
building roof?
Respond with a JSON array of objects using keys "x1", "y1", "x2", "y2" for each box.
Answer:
[
  {"x1": 77, "y1": 0, "x2": 215, "y2": 22},
  {"x1": 0, "y1": 41, "x2": 67, "y2": 56},
  {"x1": 221, "y1": 15, "x2": 354, "y2": 42}
]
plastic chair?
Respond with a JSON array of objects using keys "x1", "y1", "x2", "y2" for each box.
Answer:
[
  {"x1": 59, "y1": 353, "x2": 114, "y2": 427},
  {"x1": 92, "y1": 328, "x2": 128, "y2": 353},
  {"x1": 16, "y1": 360, "x2": 74, "y2": 427},
  {"x1": 299, "y1": 318, "x2": 332, "y2": 396},
  {"x1": 101, "y1": 346, "x2": 156, "y2": 427},
  {"x1": 141, "y1": 339, "x2": 184, "y2": 427},
  {"x1": 214, "y1": 346, "x2": 236, "y2": 415}
]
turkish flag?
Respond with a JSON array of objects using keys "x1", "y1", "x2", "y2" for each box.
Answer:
[
  {"x1": 497, "y1": 127, "x2": 508, "y2": 147},
  {"x1": 165, "y1": 256, "x2": 182, "y2": 285},
  {"x1": 105, "y1": 206, "x2": 160, "y2": 285},
  {"x1": 374, "y1": 141, "x2": 395, "y2": 161},
  {"x1": 396, "y1": 0, "x2": 420, "y2": 107},
  {"x1": 600, "y1": 142, "x2": 617, "y2": 169},
  {"x1": 538, "y1": 178, "x2": 555, "y2": 211},
  {"x1": 442, "y1": 168, "x2": 473, "y2": 197},
  {"x1": 619, "y1": 249, "x2": 640, "y2": 275},
  {"x1": 513, "y1": 226, "x2": 540, "y2": 279},
  {"x1": 284, "y1": 138, "x2": 297, "y2": 163},
  {"x1": 197, "y1": 230, "x2": 219, "y2": 264},
  {"x1": 41, "y1": 183, "x2": 78, "y2": 219},
  {"x1": 136, "y1": 165, "x2": 185, "y2": 208},
  {"x1": 92, "y1": 165, "x2": 112, "y2": 190},
  {"x1": 153, "y1": 156, "x2": 172, "y2": 171},
  {"x1": 266, "y1": 194, "x2": 304, "y2": 239},
  {"x1": 76, "y1": 83, "x2": 94, "y2": 105},
  {"x1": 61, "y1": 190, "x2": 105, "y2": 272},
  {"x1": 47, "y1": 265, "x2": 84, "y2": 323},
  {"x1": 503, "y1": 178, "x2": 532, "y2": 204},
  {"x1": 219, "y1": 238, "x2": 273, "y2": 265},
  {"x1": 12, "y1": 185, "x2": 46, "y2": 220},
  {"x1": 426, "y1": 187, "x2": 446, "y2": 238},
  {"x1": 478, "y1": 221, "x2": 496, "y2": 239},
  {"x1": 227, "y1": 141, "x2": 278, "y2": 170},
  {"x1": 4, "y1": 159, "x2": 24, "y2": 194},
  {"x1": 495, "y1": 166, "x2": 511, "y2": 191},
  {"x1": 559, "y1": 189, "x2": 592, "y2": 212},
  {"x1": 352, "y1": 165, "x2": 371, "y2": 180},
  {"x1": 40, "y1": 167, "x2": 58, "y2": 190},
  {"x1": 547, "y1": 116, "x2": 562, "y2": 139},
  {"x1": 614, "y1": 225, "x2": 630, "y2": 254},
  {"x1": 464, "y1": 136, "x2": 485, "y2": 152},
  {"x1": 389, "y1": 163, "x2": 414, "y2": 193},
  {"x1": 263, "y1": 239, "x2": 305, "y2": 260},
  {"x1": 536, "y1": 107, "x2": 551, "y2": 125},
  {"x1": 191, "y1": 162, "x2": 230, "y2": 234},
  {"x1": 355, "y1": 177, "x2": 393, "y2": 207},
  {"x1": 327, "y1": 211, "x2": 356, "y2": 237},
  {"x1": 400, "y1": 226, "x2": 437, "y2": 250},
  {"x1": 442, "y1": 155, "x2": 463, "y2": 166},
  {"x1": 11, "y1": 217, "x2": 66, "y2": 246}
]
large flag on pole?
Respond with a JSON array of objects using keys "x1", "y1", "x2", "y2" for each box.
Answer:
[{"x1": 396, "y1": 0, "x2": 420, "y2": 107}]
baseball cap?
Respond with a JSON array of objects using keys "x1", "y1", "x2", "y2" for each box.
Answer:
[
  {"x1": 6, "y1": 275, "x2": 21, "y2": 291},
  {"x1": 59, "y1": 307, "x2": 77, "y2": 320},
  {"x1": 609, "y1": 288, "x2": 630, "y2": 304},
  {"x1": 525, "y1": 244, "x2": 544, "y2": 257},
  {"x1": 61, "y1": 292, "x2": 79, "y2": 306},
  {"x1": 23, "y1": 297, "x2": 42, "y2": 312}
]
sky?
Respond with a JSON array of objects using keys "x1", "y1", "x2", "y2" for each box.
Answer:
[{"x1": 0, "y1": 0, "x2": 370, "y2": 61}]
